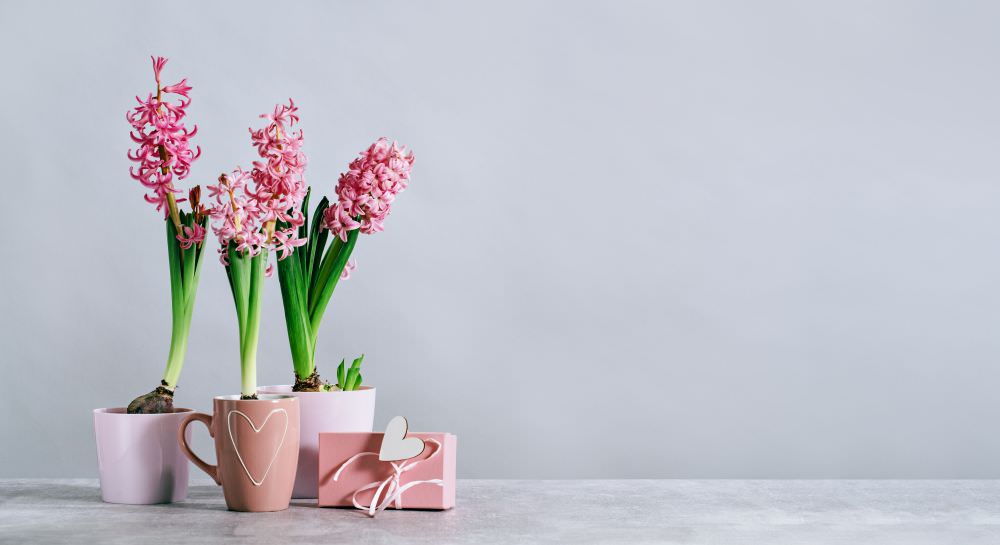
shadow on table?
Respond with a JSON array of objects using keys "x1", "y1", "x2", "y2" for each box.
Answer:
[
  {"x1": 158, "y1": 501, "x2": 230, "y2": 512},
  {"x1": 289, "y1": 501, "x2": 381, "y2": 518}
]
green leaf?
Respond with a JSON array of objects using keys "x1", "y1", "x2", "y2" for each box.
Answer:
[
  {"x1": 166, "y1": 218, "x2": 184, "y2": 303},
  {"x1": 341, "y1": 354, "x2": 364, "y2": 390},
  {"x1": 180, "y1": 211, "x2": 196, "y2": 298},
  {"x1": 350, "y1": 354, "x2": 364, "y2": 372},
  {"x1": 227, "y1": 245, "x2": 251, "y2": 347},
  {"x1": 193, "y1": 214, "x2": 209, "y2": 270},
  {"x1": 344, "y1": 367, "x2": 360, "y2": 391},
  {"x1": 298, "y1": 189, "x2": 311, "y2": 277},
  {"x1": 299, "y1": 188, "x2": 312, "y2": 241},
  {"x1": 162, "y1": 219, "x2": 186, "y2": 388},
  {"x1": 164, "y1": 212, "x2": 210, "y2": 389},
  {"x1": 308, "y1": 229, "x2": 359, "y2": 335},
  {"x1": 185, "y1": 214, "x2": 209, "y2": 309},
  {"x1": 277, "y1": 248, "x2": 313, "y2": 380},
  {"x1": 336, "y1": 358, "x2": 346, "y2": 389},
  {"x1": 307, "y1": 197, "x2": 331, "y2": 300}
]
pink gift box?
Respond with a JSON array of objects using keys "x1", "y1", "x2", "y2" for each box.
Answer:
[{"x1": 318, "y1": 432, "x2": 457, "y2": 510}]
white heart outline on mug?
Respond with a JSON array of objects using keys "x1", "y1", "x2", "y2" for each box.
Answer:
[{"x1": 227, "y1": 408, "x2": 288, "y2": 487}]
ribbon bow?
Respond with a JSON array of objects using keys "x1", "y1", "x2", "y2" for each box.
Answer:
[{"x1": 332, "y1": 438, "x2": 444, "y2": 517}]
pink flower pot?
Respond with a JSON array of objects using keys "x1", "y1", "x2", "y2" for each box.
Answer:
[
  {"x1": 258, "y1": 385, "x2": 376, "y2": 499},
  {"x1": 93, "y1": 407, "x2": 193, "y2": 504}
]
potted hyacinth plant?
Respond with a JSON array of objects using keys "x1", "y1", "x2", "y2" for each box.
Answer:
[
  {"x1": 93, "y1": 56, "x2": 207, "y2": 505},
  {"x1": 277, "y1": 137, "x2": 415, "y2": 392},
  {"x1": 124, "y1": 58, "x2": 208, "y2": 413},
  {"x1": 260, "y1": 136, "x2": 415, "y2": 499},
  {"x1": 174, "y1": 100, "x2": 309, "y2": 512},
  {"x1": 207, "y1": 100, "x2": 310, "y2": 399}
]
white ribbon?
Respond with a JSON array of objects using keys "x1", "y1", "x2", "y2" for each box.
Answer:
[{"x1": 332, "y1": 438, "x2": 444, "y2": 517}]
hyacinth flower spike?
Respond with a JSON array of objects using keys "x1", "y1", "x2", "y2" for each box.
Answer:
[{"x1": 125, "y1": 56, "x2": 208, "y2": 413}]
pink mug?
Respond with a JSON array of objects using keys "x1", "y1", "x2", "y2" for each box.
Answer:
[{"x1": 178, "y1": 394, "x2": 300, "y2": 512}]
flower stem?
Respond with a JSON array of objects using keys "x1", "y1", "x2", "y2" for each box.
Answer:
[
  {"x1": 161, "y1": 311, "x2": 190, "y2": 389},
  {"x1": 160, "y1": 214, "x2": 206, "y2": 389},
  {"x1": 152, "y1": 73, "x2": 184, "y2": 239},
  {"x1": 239, "y1": 250, "x2": 267, "y2": 397},
  {"x1": 165, "y1": 191, "x2": 184, "y2": 236}
]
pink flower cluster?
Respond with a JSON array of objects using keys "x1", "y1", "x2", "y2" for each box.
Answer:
[
  {"x1": 177, "y1": 224, "x2": 206, "y2": 249},
  {"x1": 248, "y1": 100, "x2": 308, "y2": 230},
  {"x1": 206, "y1": 169, "x2": 259, "y2": 261},
  {"x1": 323, "y1": 138, "x2": 415, "y2": 242},
  {"x1": 207, "y1": 100, "x2": 309, "y2": 266},
  {"x1": 126, "y1": 56, "x2": 201, "y2": 215}
]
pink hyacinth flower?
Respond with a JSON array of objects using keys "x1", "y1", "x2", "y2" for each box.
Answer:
[
  {"x1": 340, "y1": 258, "x2": 357, "y2": 280},
  {"x1": 176, "y1": 224, "x2": 206, "y2": 249},
  {"x1": 126, "y1": 56, "x2": 201, "y2": 216},
  {"x1": 206, "y1": 100, "x2": 310, "y2": 267},
  {"x1": 323, "y1": 138, "x2": 414, "y2": 241},
  {"x1": 273, "y1": 228, "x2": 307, "y2": 260}
]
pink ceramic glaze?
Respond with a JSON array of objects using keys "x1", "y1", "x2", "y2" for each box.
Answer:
[
  {"x1": 93, "y1": 407, "x2": 193, "y2": 504},
  {"x1": 258, "y1": 385, "x2": 376, "y2": 499},
  {"x1": 317, "y1": 431, "x2": 457, "y2": 510}
]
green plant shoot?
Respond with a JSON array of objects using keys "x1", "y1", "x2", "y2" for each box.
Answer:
[
  {"x1": 324, "y1": 354, "x2": 365, "y2": 391},
  {"x1": 224, "y1": 245, "x2": 268, "y2": 398},
  {"x1": 277, "y1": 191, "x2": 361, "y2": 391}
]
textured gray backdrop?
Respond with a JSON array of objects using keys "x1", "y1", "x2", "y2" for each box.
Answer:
[{"x1": 2, "y1": 0, "x2": 999, "y2": 478}]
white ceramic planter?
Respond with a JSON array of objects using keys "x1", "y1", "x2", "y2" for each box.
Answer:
[
  {"x1": 93, "y1": 407, "x2": 192, "y2": 504},
  {"x1": 257, "y1": 385, "x2": 376, "y2": 499}
]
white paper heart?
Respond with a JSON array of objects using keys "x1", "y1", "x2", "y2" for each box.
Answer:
[
  {"x1": 379, "y1": 416, "x2": 426, "y2": 462},
  {"x1": 227, "y1": 409, "x2": 288, "y2": 487}
]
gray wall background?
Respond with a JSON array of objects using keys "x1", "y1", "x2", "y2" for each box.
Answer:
[{"x1": 2, "y1": 0, "x2": 999, "y2": 478}]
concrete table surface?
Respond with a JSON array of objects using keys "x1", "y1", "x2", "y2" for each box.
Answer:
[{"x1": 1, "y1": 479, "x2": 999, "y2": 544}]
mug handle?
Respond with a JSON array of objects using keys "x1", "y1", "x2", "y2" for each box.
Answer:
[{"x1": 178, "y1": 412, "x2": 220, "y2": 485}]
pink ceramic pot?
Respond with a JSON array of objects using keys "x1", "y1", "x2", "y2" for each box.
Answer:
[
  {"x1": 178, "y1": 394, "x2": 300, "y2": 512},
  {"x1": 93, "y1": 407, "x2": 192, "y2": 504},
  {"x1": 258, "y1": 385, "x2": 375, "y2": 499}
]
